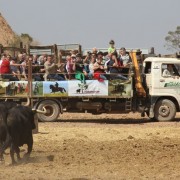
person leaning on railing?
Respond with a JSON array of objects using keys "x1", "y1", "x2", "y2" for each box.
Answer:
[
  {"x1": 0, "y1": 53, "x2": 19, "y2": 81},
  {"x1": 87, "y1": 52, "x2": 96, "y2": 80},
  {"x1": 66, "y1": 55, "x2": 75, "y2": 80},
  {"x1": 31, "y1": 55, "x2": 44, "y2": 81},
  {"x1": 119, "y1": 47, "x2": 132, "y2": 67},
  {"x1": 106, "y1": 52, "x2": 128, "y2": 80},
  {"x1": 93, "y1": 51, "x2": 107, "y2": 82},
  {"x1": 43, "y1": 55, "x2": 65, "y2": 81},
  {"x1": 72, "y1": 53, "x2": 87, "y2": 83},
  {"x1": 10, "y1": 57, "x2": 21, "y2": 81}
]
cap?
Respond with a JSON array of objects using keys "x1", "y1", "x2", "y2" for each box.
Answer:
[
  {"x1": 97, "y1": 51, "x2": 104, "y2": 56},
  {"x1": 109, "y1": 40, "x2": 115, "y2": 44}
]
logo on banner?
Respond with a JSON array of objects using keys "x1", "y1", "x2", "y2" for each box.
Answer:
[{"x1": 68, "y1": 80, "x2": 108, "y2": 96}]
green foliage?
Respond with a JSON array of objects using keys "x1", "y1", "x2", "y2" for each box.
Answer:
[
  {"x1": 8, "y1": 33, "x2": 38, "y2": 48},
  {"x1": 165, "y1": 26, "x2": 180, "y2": 52},
  {"x1": 20, "y1": 33, "x2": 33, "y2": 45}
]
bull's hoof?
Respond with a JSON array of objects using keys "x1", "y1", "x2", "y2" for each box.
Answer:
[
  {"x1": 9, "y1": 161, "x2": 17, "y2": 166},
  {"x1": 23, "y1": 153, "x2": 30, "y2": 161}
]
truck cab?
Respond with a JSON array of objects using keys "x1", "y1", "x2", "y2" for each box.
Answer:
[{"x1": 144, "y1": 57, "x2": 180, "y2": 121}]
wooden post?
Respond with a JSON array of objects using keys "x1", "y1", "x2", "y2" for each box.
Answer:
[
  {"x1": 54, "y1": 44, "x2": 58, "y2": 64},
  {"x1": 26, "y1": 44, "x2": 30, "y2": 55},
  {"x1": 79, "y1": 44, "x2": 82, "y2": 54},
  {"x1": 20, "y1": 42, "x2": 23, "y2": 49},
  {"x1": 28, "y1": 58, "x2": 33, "y2": 97},
  {"x1": 0, "y1": 44, "x2": 3, "y2": 54},
  {"x1": 28, "y1": 57, "x2": 39, "y2": 134}
]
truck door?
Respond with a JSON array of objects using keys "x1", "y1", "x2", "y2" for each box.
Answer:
[{"x1": 159, "y1": 63, "x2": 180, "y2": 99}]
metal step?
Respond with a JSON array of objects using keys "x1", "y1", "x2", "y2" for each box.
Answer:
[{"x1": 125, "y1": 99, "x2": 132, "y2": 111}]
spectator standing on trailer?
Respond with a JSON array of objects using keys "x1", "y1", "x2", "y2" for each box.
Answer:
[
  {"x1": 93, "y1": 51, "x2": 107, "y2": 81},
  {"x1": 73, "y1": 53, "x2": 87, "y2": 83},
  {"x1": 44, "y1": 55, "x2": 64, "y2": 81},
  {"x1": 108, "y1": 40, "x2": 116, "y2": 54},
  {"x1": 107, "y1": 53, "x2": 128, "y2": 80},
  {"x1": 119, "y1": 47, "x2": 132, "y2": 67}
]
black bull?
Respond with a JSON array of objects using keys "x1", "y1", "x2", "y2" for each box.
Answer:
[{"x1": 0, "y1": 102, "x2": 46, "y2": 164}]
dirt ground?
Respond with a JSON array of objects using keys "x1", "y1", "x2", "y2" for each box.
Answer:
[{"x1": 1, "y1": 113, "x2": 180, "y2": 180}]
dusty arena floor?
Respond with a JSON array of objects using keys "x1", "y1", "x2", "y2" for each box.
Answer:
[{"x1": 1, "y1": 113, "x2": 180, "y2": 180}]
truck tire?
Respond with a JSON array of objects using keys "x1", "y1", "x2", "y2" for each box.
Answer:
[
  {"x1": 37, "y1": 100, "x2": 60, "y2": 122},
  {"x1": 154, "y1": 99, "x2": 176, "y2": 122}
]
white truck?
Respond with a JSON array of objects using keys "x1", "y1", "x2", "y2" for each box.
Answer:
[
  {"x1": 144, "y1": 56, "x2": 180, "y2": 121},
  {"x1": 0, "y1": 44, "x2": 180, "y2": 122}
]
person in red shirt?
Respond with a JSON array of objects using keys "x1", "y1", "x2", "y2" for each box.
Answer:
[
  {"x1": 0, "y1": 53, "x2": 10, "y2": 75},
  {"x1": 0, "y1": 53, "x2": 18, "y2": 81}
]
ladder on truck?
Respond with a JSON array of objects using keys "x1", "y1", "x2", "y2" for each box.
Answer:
[{"x1": 125, "y1": 98, "x2": 132, "y2": 111}]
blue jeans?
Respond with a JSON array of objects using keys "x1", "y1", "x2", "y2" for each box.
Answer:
[
  {"x1": 2, "y1": 74, "x2": 19, "y2": 81},
  {"x1": 47, "y1": 74, "x2": 65, "y2": 81},
  {"x1": 99, "y1": 74, "x2": 107, "y2": 80}
]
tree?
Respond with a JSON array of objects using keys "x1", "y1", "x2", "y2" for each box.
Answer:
[
  {"x1": 20, "y1": 33, "x2": 33, "y2": 46},
  {"x1": 165, "y1": 26, "x2": 180, "y2": 52},
  {"x1": 8, "y1": 33, "x2": 39, "y2": 48}
]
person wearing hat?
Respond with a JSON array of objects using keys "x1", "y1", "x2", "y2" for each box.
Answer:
[
  {"x1": 73, "y1": 53, "x2": 87, "y2": 83},
  {"x1": 108, "y1": 40, "x2": 116, "y2": 54},
  {"x1": 93, "y1": 52, "x2": 107, "y2": 81}
]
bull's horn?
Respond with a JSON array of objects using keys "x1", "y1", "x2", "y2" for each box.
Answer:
[
  {"x1": 4, "y1": 98, "x2": 7, "y2": 102},
  {"x1": 35, "y1": 107, "x2": 47, "y2": 114},
  {"x1": 24, "y1": 97, "x2": 30, "y2": 106},
  {"x1": 32, "y1": 108, "x2": 36, "y2": 112}
]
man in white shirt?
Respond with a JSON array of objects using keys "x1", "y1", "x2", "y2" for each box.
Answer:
[
  {"x1": 162, "y1": 64, "x2": 174, "y2": 77},
  {"x1": 119, "y1": 47, "x2": 132, "y2": 67}
]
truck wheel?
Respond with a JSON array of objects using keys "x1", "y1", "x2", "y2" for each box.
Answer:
[
  {"x1": 154, "y1": 99, "x2": 176, "y2": 122},
  {"x1": 37, "y1": 100, "x2": 60, "y2": 122}
]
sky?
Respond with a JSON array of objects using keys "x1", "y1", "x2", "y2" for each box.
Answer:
[{"x1": 0, "y1": 0, "x2": 179, "y2": 54}]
